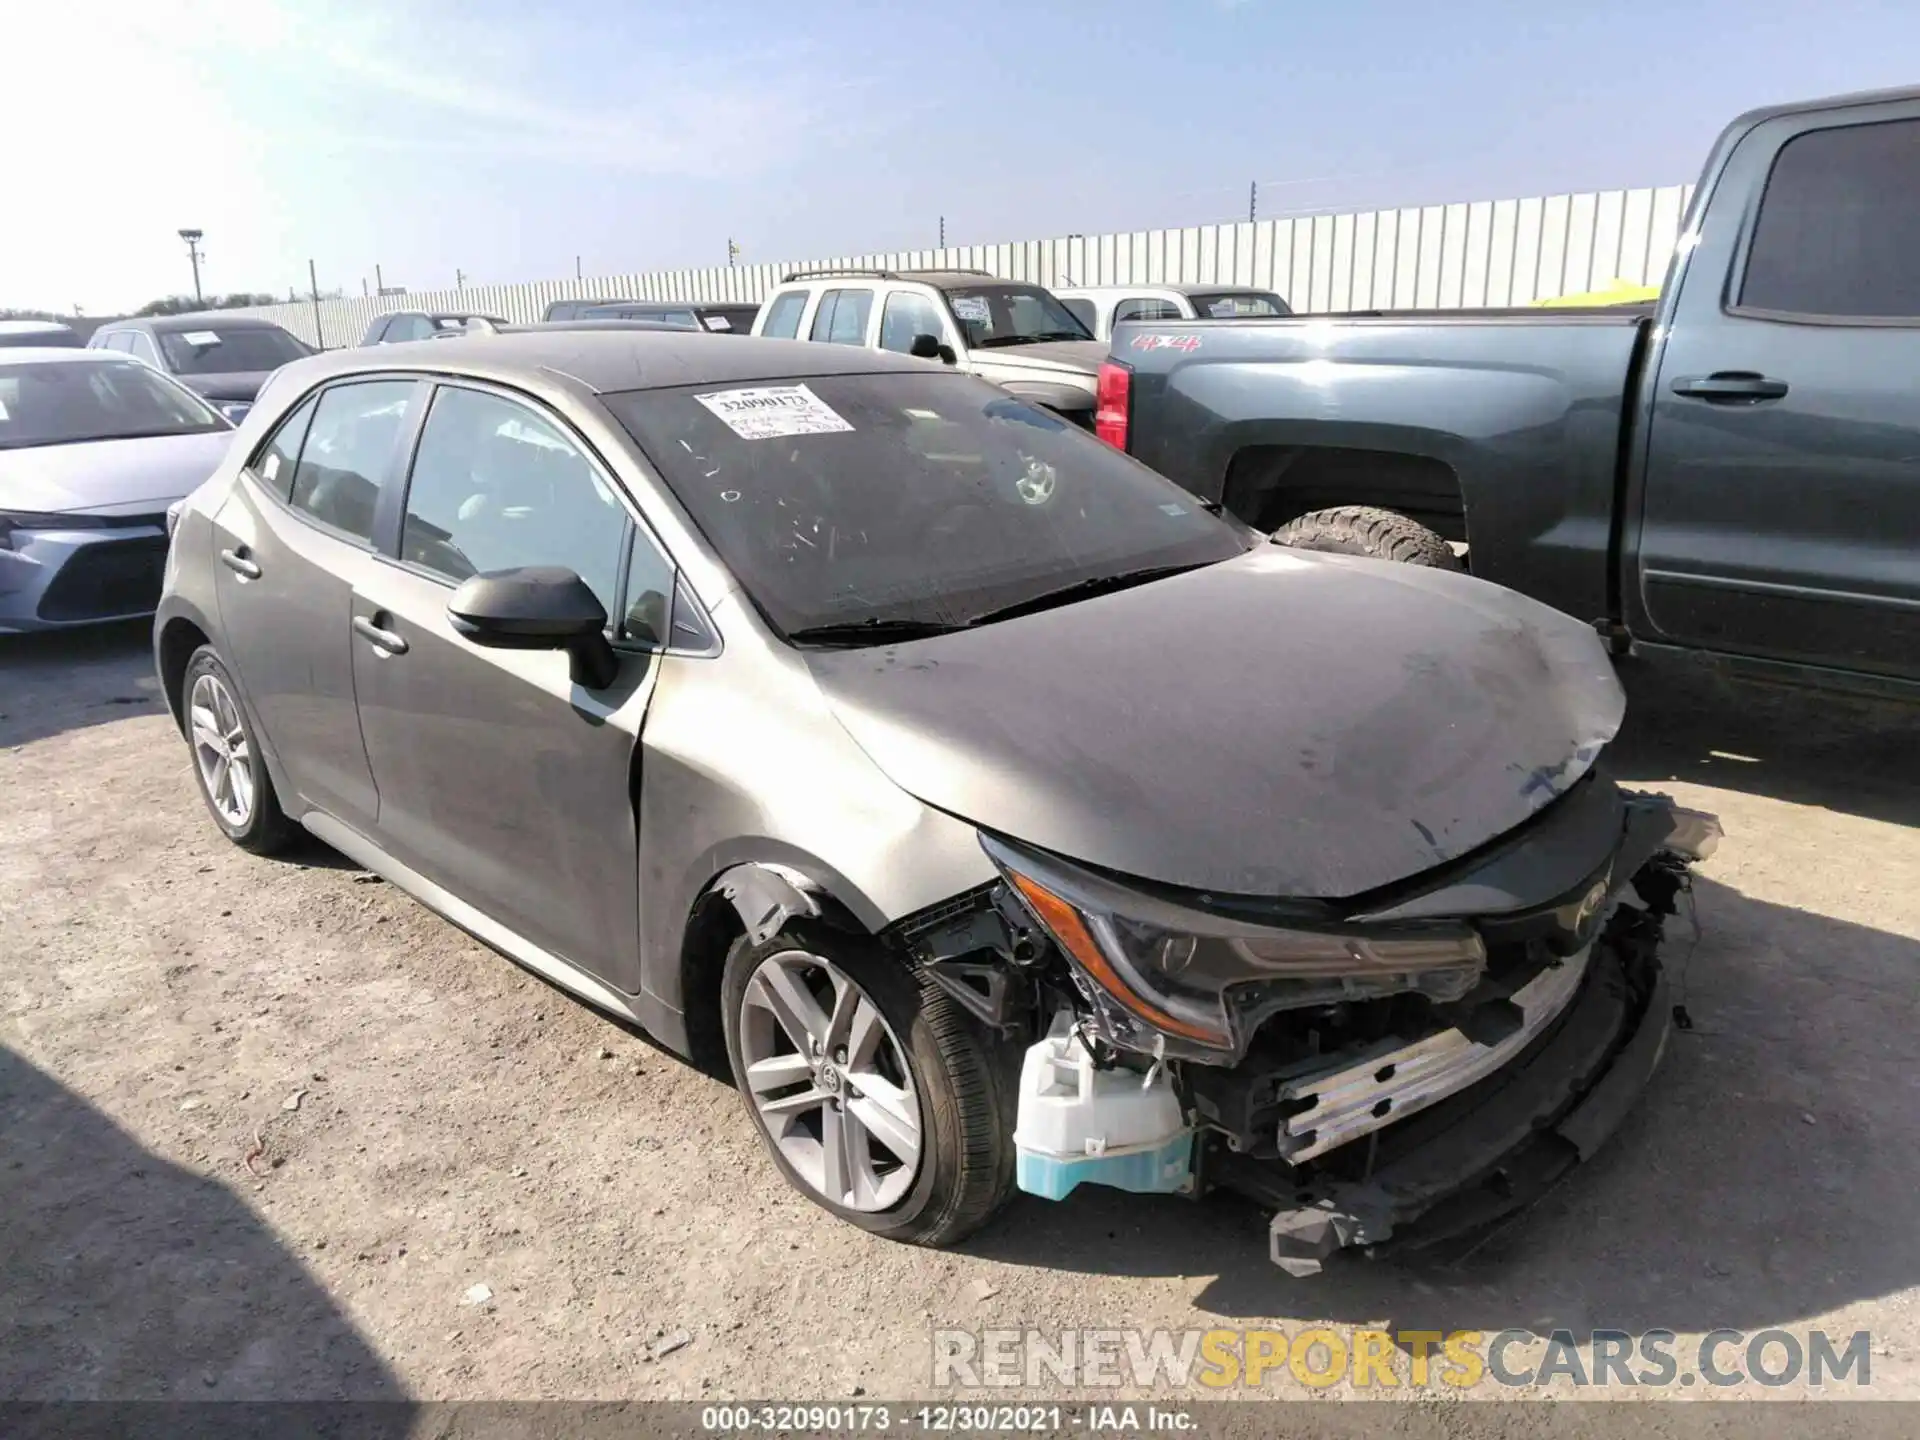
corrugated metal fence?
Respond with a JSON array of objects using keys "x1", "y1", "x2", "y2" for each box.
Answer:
[{"x1": 240, "y1": 184, "x2": 1695, "y2": 349}]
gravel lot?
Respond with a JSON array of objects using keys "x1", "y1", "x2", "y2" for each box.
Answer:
[{"x1": 3, "y1": 621, "x2": 1918, "y2": 1406}]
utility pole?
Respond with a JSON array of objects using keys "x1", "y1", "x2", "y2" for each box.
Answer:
[
  {"x1": 1249, "y1": 182, "x2": 1257, "y2": 224},
  {"x1": 727, "y1": 239, "x2": 740, "y2": 269},
  {"x1": 361, "y1": 277, "x2": 369, "y2": 297},
  {"x1": 308, "y1": 259, "x2": 323, "y2": 349},
  {"x1": 575, "y1": 255, "x2": 582, "y2": 280},
  {"x1": 177, "y1": 229, "x2": 205, "y2": 304},
  {"x1": 455, "y1": 268, "x2": 466, "y2": 290},
  {"x1": 375, "y1": 262, "x2": 384, "y2": 294},
  {"x1": 939, "y1": 215, "x2": 946, "y2": 248}
]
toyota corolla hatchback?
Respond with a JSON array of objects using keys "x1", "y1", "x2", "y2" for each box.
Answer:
[{"x1": 158, "y1": 330, "x2": 1717, "y2": 1273}]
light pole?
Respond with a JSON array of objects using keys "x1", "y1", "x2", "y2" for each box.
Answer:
[{"x1": 177, "y1": 229, "x2": 205, "y2": 305}]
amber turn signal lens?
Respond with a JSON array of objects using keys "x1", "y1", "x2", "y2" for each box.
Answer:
[{"x1": 1008, "y1": 872, "x2": 1224, "y2": 1044}]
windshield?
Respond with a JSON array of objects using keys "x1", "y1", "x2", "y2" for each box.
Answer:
[
  {"x1": 608, "y1": 371, "x2": 1249, "y2": 638},
  {"x1": 1190, "y1": 291, "x2": 1290, "y2": 318},
  {"x1": 942, "y1": 285, "x2": 1092, "y2": 348},
  {"x1": 0, "y1": 359, "x2": 227, "y2": 449},
  {"x1": 158, "y1": 326, "x2": 312, "y2": 375}
]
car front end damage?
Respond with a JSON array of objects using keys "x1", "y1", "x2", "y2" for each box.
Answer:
[{"x1": 891, "y1": 777, "x2": 1720, "y2": 1275}]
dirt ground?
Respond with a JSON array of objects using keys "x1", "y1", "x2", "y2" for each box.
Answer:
[{"x1": 3, "y1": 620, "x2": 1918, "y2": 1407}]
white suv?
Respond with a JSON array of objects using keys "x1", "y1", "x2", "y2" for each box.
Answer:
[
  {"x1": 751, "y1": 269, "x2": 1105, "y2": 422},
  {"x1": 1053, "y1": 285, "x2": 1291, "y2": 341}
]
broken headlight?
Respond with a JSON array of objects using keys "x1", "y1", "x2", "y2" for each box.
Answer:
[{"x1": 984, "y1": 835, "x2": 1486, "y2": 1057}]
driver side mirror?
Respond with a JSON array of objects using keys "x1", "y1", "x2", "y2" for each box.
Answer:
[
  {"x1": 447, "y1": 566, "x2": 620, "y2": 690},
  {"x1": 909, "y1": 332, "x2": 957, "y2": 365}
]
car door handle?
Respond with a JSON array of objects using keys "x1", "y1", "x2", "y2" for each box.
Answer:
[
  {"x1": 352, "y1": 615, "x2": 409, "y2": 655},
  {"x1": 1670, "y1": 372, "x2": 1789, "y2": 402},
  {"x1": 218, "y1": 547, "x2": 261, "y2": 580}
]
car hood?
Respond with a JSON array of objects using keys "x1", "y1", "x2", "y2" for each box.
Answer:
[
  {"x1": 0, "y1": 430, "x2": 235, "y2": 515},
  {"x1": 966, "y1": 341, "x2": 1105, "y2": 395},
  {"x1": 179, "y1": 371, "x2": 272, "y2": 403},
  {"x1": 803, "y1": 546, "x2": 1626, "y2": 899}
]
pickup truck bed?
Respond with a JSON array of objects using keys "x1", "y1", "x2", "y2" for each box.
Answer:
[
  {"x1": 1107, "y1": 84, "x2": 1920, "y2": 698},
  {"x1": 1125, "y1": 310, "x2": 1654, "y2": 629}
]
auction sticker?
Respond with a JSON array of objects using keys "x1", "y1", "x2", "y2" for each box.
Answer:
[{"x1": 694, "y1": 384, "x2": 854, "y2": 439}]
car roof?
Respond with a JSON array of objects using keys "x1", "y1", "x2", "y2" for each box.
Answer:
[
  {"x1": 0, "y1": 346, "x2": 141, "y2": 366},
  {"x1": 279, "y1": 327, "x2": 940, "y2": 396},
  {"x1": 0, "y1": 319, "x2": 76, "y2": 334},
  {"x1": 1055, "y1": 284, "x2": 1279, "y2": 298},
  {"x1": 128, "y1": 314, "x2": 290, "y2": 332},
  {"x1": 778, "y1": 270, "x2": 1020, "y2": 291},
  {"x1": 588, "y1": 300, "x2": 751, "y2": 311},
  {"x1": 1728, "y1": 82, "x2": 1920, "y2": 132}
]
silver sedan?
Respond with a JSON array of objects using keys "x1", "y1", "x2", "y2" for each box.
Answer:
[{"x1": 0, "y1": 350, "x2": 233, "y2": 633}]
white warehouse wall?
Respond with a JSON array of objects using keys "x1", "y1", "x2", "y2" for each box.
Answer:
[{"x1": 238, "y1": 184, "x2": 1695, "y2": 348}]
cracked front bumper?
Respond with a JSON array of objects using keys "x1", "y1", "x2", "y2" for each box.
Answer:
[{"x1": 1218, "y1": 902, "x2": 1672, "y2": 1276}]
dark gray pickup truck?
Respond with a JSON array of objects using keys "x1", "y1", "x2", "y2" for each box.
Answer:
[{"x1": 1099, "y1": 85, "x2": 1920, "y2": 699}]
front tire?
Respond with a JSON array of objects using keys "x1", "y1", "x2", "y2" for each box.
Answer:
[
  {"x1": 182, "y1": 645, "x2": 294, "y2": 855},
  {"x1": 1272, "y1": 504, "x2": 1461, "y2": 570},
  {"x1": 722, "y1": 922, "x2": 1015, "y2": 1245}
]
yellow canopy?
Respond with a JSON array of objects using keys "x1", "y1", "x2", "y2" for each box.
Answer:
[{"x1": 1533, "y1": 278, "x2": 1661, "y2": 307}]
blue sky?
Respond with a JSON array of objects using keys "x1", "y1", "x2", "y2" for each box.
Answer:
[{"x1": 7, "y1": 0, "x2": 1919, "y2": 313}]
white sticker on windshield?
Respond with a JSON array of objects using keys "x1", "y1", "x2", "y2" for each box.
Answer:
[
  {"x1": 263, "y1": 453, "x2": 281, "y2": 482},
  {"x1": 182, "y1": 330, "x2": 222, "y2": 346},
  {"x1": 694, "y1": 384, "x2": 853, "y2": 439},
  {"x1": 0, "y1": 399, "x2": 9, "y2": 421},
  {"x1": 703, "y1": 315, "x2": 733, "y2": 331},
  {"x1": 950, "y1": 296, "x2": 990, "y2": 324}
]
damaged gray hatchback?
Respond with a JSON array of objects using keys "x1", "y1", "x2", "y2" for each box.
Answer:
[{"x1": 156, "y1": 329, "x2": 1719, "y2": 1273}]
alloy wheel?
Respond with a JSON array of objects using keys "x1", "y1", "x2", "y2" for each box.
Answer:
[
  {"x1": 738, "y1": 949, "x2": 924, "y2": 1212},
  {"x1": 188, "y1": 671, "x2": 255, "y2": 829}
]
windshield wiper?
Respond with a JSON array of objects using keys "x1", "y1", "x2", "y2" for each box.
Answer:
[
  {"x1": 785, "y1": 617, "x2": 967, "y2": 648},
  {"x1": 963, "y1": 562, "x2": 1213, "y2": 627},
  {"x1": 975, "y1": 330, "x2": 1091, "y2": 348}
]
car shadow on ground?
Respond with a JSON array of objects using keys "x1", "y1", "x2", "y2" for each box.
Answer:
[
  {"x1": 962, "y1": 873, "x2": 1920, "y2": 1339},
  {"x1": 1610, "y1": 662, "x2": 1920, "y2": 827},
  {"x1": 0, "y1": 1043, "x2": 404, "y2": 1399},
  {"x1": 0, "y1": 622, "x2": 163, "y2": 749}
]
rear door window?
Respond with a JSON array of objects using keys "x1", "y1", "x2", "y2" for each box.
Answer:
[
  {"x1": 759, "y1": 291, "x2": 809, "y2": 339},
  {"x1": 810, "y1": 289, "x2": 874, "y2": 346},
  {"x1": 288, "y1": 380, "x2": 422, "y2": 543}
]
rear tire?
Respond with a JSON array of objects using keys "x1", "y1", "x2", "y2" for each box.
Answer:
[
  {"x1": 722, "y1": 921, "x2": 1015, "y2": 1246},
  {"x1": 182, "y1": 645, "x2": 294, "y2": 855},
  {"x1": 1272, "y1": 505, "x2": 1461, "y2": 570}
]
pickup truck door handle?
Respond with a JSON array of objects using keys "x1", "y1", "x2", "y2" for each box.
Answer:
[
  {"x1": 352, "y1": 614, "x2": 409, "y2": 656},
  {"x1": 1670, "y1": 372, "x2": 1789, "y2": 402},
  {"x1": 217, "y1": 547, "x2": 261, "y2": 580}
]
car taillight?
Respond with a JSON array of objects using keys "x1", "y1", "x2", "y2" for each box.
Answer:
[{"x1": 1094, "y1": 360, "x2": 1131, "y2": 451}]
